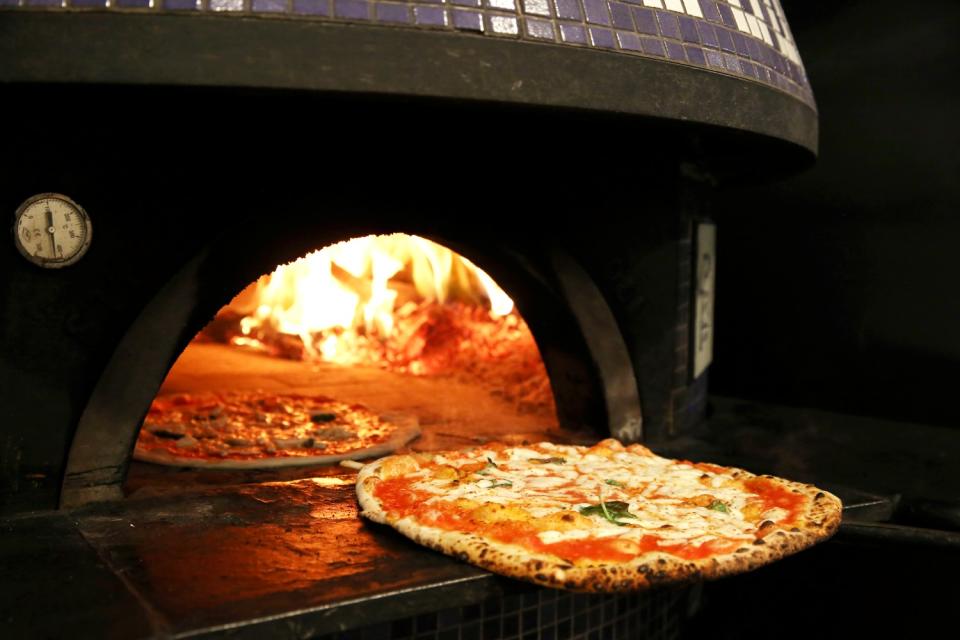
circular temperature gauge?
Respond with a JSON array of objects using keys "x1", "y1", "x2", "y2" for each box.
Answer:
[{"x1": 13, "y1": 193, "x2": 93, "y2": 268}]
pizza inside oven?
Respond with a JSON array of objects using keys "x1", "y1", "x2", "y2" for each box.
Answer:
[{"x1": 134, "y1": 391, "x2": 420, "y2": 469}]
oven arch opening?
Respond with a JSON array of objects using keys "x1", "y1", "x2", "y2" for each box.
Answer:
[{"x1": 61, "y1": 228, "x2": 641, "y2": 508}]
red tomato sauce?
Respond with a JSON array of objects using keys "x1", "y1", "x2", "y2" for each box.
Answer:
[
  {"x1": 373, "y1": 478, "x2": 432, "y2": 514},
  {"x1": 744, "y1": 478, "x2": 806, "y2": 525},
  {"x1": 529, "y1": 537, "x2": 635, "y2": 563}
]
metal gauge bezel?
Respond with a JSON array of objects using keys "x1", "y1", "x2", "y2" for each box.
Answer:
[{"x1": 13, "y1": 193, "x2": 93, "y2": 268}]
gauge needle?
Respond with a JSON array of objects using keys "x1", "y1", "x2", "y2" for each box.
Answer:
[{"x1": 45, "y1": 206, "x2": 57, "y2": 257}]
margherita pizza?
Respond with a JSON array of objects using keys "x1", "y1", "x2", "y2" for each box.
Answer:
[
  {"x1": 134, "y1": 391, "x2": 420, "y2": 469},
  {"x1": 356, "y1": 438, "x2": 841, "y2": 591}
]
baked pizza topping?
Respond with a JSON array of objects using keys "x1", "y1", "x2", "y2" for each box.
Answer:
[
  {"x1": 357, "y1": 438, "x2": 842, "y2": 591},
  {"x1": 134, "y1": 391, "x2": 419, "y2": 468}
]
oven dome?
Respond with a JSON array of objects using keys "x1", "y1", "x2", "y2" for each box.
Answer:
[{"x1": 1, "y1": 0, "x2": 817, "y2": 163}]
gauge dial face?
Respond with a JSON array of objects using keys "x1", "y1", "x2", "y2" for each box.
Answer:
[{"x1": 14, "y1": 194, "x2": 92, "y2": 268}]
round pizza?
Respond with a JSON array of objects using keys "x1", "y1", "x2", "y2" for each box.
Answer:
[
  {"x1": 356, "y1": 438, "x2": 842, "y2": 592},
  {"x1": 134, "y1": 391, "x2": 420, "y2": 469}
]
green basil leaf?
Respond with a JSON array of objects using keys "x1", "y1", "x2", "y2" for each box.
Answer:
[
  {"x1": 477, "y1": 457, "x2": 499, "y2": 475},
  {"x1": 604, "y1": 479, "x2": 626, "y2": 488},
  {"x1": 708, "y1": 500, "x2": 729, "y2": 513},
  {"x1": 489, "y1": 480, "x2": 513, "y2": 488},
  {"x1": 579, "y1": 501, "x2": 637, "y2": 525}
]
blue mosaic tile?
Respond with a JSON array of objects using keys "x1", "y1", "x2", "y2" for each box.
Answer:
[
  {"x1": 165, "y1": 0, "x2": 199, "y2": 9},
  {"x1": 554, "y1": 0, "x2": 581, "y2": 21},
  {"x1": 609, "y1": 2, "x2": 632, "y2": 30},
  {"x1": 334, "y1": 0, "x2": 369, "y2": 19},
  {"x1": 677, "y1": 15, "x2": 698, "y2": 42},
  {"x1": 732, "y1": 30, "x2": 750, "y2": 56},
  {"x1": 588, "y1": 27, "x2": 615, "y2": 48},
  {"x1": 716, "y1": 26, "x2": 735, "y2": 53},
  {"x1": 700, "y1": 0, "x2": 720, "y2": 23},
  {"x1": 582, "y1": 0, "x2": 609, "y2": 26},
  {"x1": 452, "y1": 8, "x2": 483, "y2": 30},
  {"x1": 1, "y1": 0, "x2": 814, "y2": 107},
  {"x1": 252, "y1": 0, "x2": 288, "y2": 12},
  {"x1": 414, "y1": 5, "x2": 445, "y2": 24},
  {"x1": 559, "y1": 22, "x2": 587, "y2": 43},
  {"x1": 704, "y1": 48, "x2": 723, "y2": 68},
  {"x1": 722, "y1": 51, "x2": 740, "y2": 73},
  {"x1": 617, "y1": 30, "x2": 641, "y2": 51},
  {"x1": 292, "y1": 0, "x2": 329, "y2": 14},
  {"x1": 632, "y1": 7, "x2": 657, "y2": 35},
  {"x1": 685, "y1": 44, "x2": 706, "y2": 65},
  {"x1": 745, "y1": 34, "x2": 761, "y2": 60},
  {"x1": 377, "y1": 2, "x2": 409, "y2": 22},
  {"x1": 665, "y1": 39, "x2": 685, "y2": 61},
  {"x1": 640, "y1": 36, "x2": 665, "y2": 57},
  {"x1": 656, "y1": 10, "x2": 680, "y2": 40},
  {"x1": 697, "y1": 21, "x2": 718, "y2": 48}
]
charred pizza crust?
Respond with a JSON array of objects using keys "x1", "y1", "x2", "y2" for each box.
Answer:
[{"x1": 356, "y1": 440, "x2": 841, "y2": 592}]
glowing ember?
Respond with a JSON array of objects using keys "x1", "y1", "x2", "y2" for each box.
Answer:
[{"x1": 202, "y1": 235, "x2": 553, "y2": 413}]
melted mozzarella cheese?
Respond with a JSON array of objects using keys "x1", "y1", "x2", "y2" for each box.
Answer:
[{"x1": 406, "y1": 442, "x2": 775, "y2": 548}]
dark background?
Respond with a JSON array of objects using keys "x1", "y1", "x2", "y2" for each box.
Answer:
[
  {"x1": 697, "y1": 3, "x2": 960, "y2": 636},
  {"x1": 710, "y1": 0, "x2": 960, "y2": 429}
]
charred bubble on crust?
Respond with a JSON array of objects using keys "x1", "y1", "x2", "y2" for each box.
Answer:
[
  {"x1": 753, "y1": 539, "x2": 766, "y2": 545},
  {"x1": 791, "y1": 527, "x2": 801, "y2": 532},
  {"x1": 815, "y1": 492, "x2": 825, "y2": 499}
]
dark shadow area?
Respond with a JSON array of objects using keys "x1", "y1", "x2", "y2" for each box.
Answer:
[
  {"x1": 711, "y1": 0, "x2": 960, "y2": 428},
  {"x1": 686, "y1": 535, "x2": 960, "y2": 639}
]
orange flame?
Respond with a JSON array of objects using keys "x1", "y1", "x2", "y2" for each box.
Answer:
[{"x1": 224, "y1": 234, "x2": 515, "y2": 366}]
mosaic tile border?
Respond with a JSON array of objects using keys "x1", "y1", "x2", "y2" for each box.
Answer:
[{"x1": 1, "y1": 0, "x2": 814, "y2": 108}]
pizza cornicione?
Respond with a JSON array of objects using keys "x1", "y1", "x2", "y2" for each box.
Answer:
[
  {"x1": 134, "y1": 391, "x2": 420, "y2": 469},
  {"x1": 356, "y1": 438, "x2": 842, "y2": 591}
]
